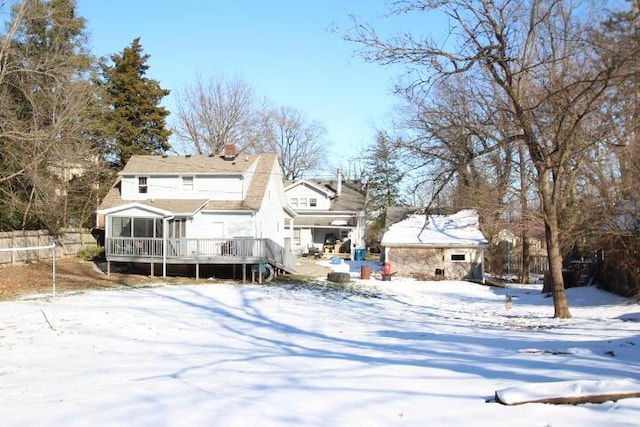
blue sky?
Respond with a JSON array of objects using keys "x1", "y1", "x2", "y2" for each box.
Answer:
[{"x1": 76, "y1": 1, "x2": 415, "y2": 177}]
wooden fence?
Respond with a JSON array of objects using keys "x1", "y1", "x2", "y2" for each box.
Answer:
[{"x1": 0, "y1": 228, "x2": 96, "y2": 266}]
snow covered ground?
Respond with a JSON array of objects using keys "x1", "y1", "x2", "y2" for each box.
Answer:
[{"x1": 1, "y1": 260, "x2": 639, "y2": 426}]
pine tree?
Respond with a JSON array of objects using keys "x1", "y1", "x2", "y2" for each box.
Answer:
[
  {"x1": 364, "y1": 130, "x2": 407, "y2": 245},
  {"x1": 100, "y1": 38, "x2": 171, "y2": 169}
]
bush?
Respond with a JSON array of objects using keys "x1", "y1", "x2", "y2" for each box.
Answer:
[{"x1": 76, "y1": 245, "x2": 105, "y2": 261}]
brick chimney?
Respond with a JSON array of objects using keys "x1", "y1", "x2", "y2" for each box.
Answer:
[{"x1": 223, "y1": 143, "x2": 236, "y2": 160}]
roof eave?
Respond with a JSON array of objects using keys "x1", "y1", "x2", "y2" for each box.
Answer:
[
  {"x1": 97, "y1": 202, "x2": 173, "y2": 216},
  {"x1": 382, "y1": 242, "x2": 489, "y2": 248}
]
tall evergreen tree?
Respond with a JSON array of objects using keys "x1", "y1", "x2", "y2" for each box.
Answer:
[
  {"x1": 364, "y1": 130, "x2": 407, "y2": 246},
  {"x1": 100, "y1": 38, "x2": 171, "y2": 169}
]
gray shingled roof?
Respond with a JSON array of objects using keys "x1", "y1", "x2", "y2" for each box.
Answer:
[{"x1": 120, "y1": 153, "x2": 262, "y2": 175}]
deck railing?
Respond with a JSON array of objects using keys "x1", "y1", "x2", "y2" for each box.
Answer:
[{"x1": 106, "y1": 237, "x2": 294, "y2": 270}]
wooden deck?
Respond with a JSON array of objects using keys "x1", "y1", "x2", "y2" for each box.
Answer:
[{"x1": 105, "y1": 237, "x2": 295, "y2": 279}]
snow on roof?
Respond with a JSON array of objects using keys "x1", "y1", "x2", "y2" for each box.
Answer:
[{"x1": 381, "y1": 209, "x2": 488, "y2": 247}]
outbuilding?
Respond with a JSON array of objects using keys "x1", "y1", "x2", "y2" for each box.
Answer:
[{"x1": 381, "y1": 209, "x2": 488, "y2": 281}]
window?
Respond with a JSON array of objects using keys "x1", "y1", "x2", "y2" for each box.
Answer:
[
  {"x1": 110, "y1": 217, "x2": 162, "y2": 238},
  {"x1": 290, "y1": 198, "x2": 298, "y2": 207},
  {"x1": 310, "y1": 198, "x2": 317, "y2": 207},
  {"x1": 182, "y1": 176, "x2": 194, "y2": 191},
  {"x1": 169, "y1": 218, "x2": 186, "y2": 238},
  {"x1": 451, "y1": 254, "x2": 466, "y2": 261},
  {"x1": 133, "y1": 218, "x2": 163, "y2": 238},
  {"x1": 293, "y1": 229, "x2": 300, "y2": 245},
  {"x1": 138, "y1": 176, "x2": 148, "y2": 194},
  {"x1": 299, "y1": 198, "x2": 308, "y2": 208},
  {"x1": 111, "y1": 217, "x2": 131, "y2": 237}
]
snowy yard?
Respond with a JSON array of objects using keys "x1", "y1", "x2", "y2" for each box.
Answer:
[{"x1": 1, "y1": 262, "x2": 639, "y2": 426}]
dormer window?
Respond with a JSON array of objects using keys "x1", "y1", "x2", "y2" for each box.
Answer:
[
  {"x1": 138, "y1": 176, "x2": 148, "y2": 194},
  {"x1": 182, "y1": 176, "x2": 194, "y2": 191},
  {"x1": 310, "y1": 198, "x2": 317, "y2": 207}
]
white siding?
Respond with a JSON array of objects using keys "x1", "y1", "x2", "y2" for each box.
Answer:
[
  {"x1": 443, "y1": 247, "x2": 484, "y2": 280},
  {"x1": 195, "y1": 176, "x2": 243, "y2": 200},
  {"x1": 188, "y1": 212, "x2": 255, "y2": 239},
  {"x1": 254, "y1": 164, "x2": 289, "y2": 246},
  {"x1": 120, "y1": 176, "x2": 138, "y2": 200},
  {"x1": 120, "y1": 174, "x2": 244, "y2": 201},
  {"x1": 286, "y1": 183, "x2": 331, "y2": 210}
]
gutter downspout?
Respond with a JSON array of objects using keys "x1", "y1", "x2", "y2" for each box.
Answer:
[{"x1": 163, "y1": 215, "x2": 175, "y2": 278}]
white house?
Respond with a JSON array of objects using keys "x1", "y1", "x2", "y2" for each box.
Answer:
[
  {"x1": 381, "y1": 209, "x2": 488, "y2": 281},
  {"x1": 96, "y1": 145, "x2": 295, "y2": 279},
  {"x1": 284, "y1": 170, "x2": 367, "y2": 257}
]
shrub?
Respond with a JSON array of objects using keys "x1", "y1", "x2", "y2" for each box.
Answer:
[{"x1": 76, "y1": 245, "x2": 105, "y2": 261}]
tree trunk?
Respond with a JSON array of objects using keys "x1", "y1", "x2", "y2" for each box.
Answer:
[
  {"x1": 518, "y1": 142, "x2": 531, "y2": 284},
  {"x1": 539, "y1": 171, "x2": 572, "y2": 318},
  {"x1": 520, "y1": 229, "x2": 531, "y2": 283}
]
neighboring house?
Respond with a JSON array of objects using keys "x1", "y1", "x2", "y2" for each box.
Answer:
[
  {"x1": 381, "y1": 209, "x2": 488, "y2": 281},
  {"x1": 48, "y1": 156, "x2": 100, "y2": 197},
  {"x1": 285, "y1": 170, "x2": 367, "y2": 256},
  {"x1": 96, "y1": 145, "x2": 296, "y2": 279},
  {"x1": 492, "y1": 224, "x2": 549, "y2": 276}
]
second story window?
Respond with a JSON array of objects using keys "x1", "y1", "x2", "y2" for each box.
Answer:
[
  {"x1": 310, "y1": 198, "x2": 317, "y2": 207},
  {"x1": 290, "y1": 198, "x2": 298, "y2": 207},
  {"x1": 182, "y1": 176, "x2": 194, "y2": 191},
  {"x1": 299, "y1": 198, "x2": 308, "y2": 208},
  {"x1": 138, "y1": 176, "x2": 148, "y2": 194}
]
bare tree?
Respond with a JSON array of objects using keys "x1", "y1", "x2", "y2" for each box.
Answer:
[
  {"x1": 577, "y1": 3, "x2": 640, "y2": 297},
  {"x1": 173, "y1": 73, "x2": 265, "y2": 155},
  {"x1": 260, "y1": 105, "x2": 329, "y2": 180},
  {"x1": 394, "y1": 73, "x2": 518, "y2": 280},
  {"x1": 346, "y1": 0, "x2": 636, "y2": 317},
  {"x1": 0, "y1": 0, "x2": 104, "y2": 232}
]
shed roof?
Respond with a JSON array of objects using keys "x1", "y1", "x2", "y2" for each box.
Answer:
[{"x1": 381, "y1": 209, "x2": 488, "y2": 247}]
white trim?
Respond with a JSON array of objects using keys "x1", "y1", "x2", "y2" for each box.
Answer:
[
  {"x1": 97, "y1": 202, "x2": 173, "y2": 216},
  {"x1": 284, "y1": 180, "x2": 335, "y2": 197}
]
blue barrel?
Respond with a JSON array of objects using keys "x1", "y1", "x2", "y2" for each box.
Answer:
[{"x1": 354, "y1": 248, "x2": 366, "y2": 261}]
